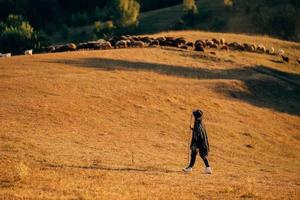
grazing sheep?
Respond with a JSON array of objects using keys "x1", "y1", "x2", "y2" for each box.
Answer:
[
  {"x1": 228, "y1": 42, "x2": 240, "y2": 50},
  {"x1": 243, "y1": 43, "x2": 253, "y2": 52},
  {"x1": 149, "y1": 44, "x2": 159, "y2": 48},
  {"x1": 165, "y1": 37, "x2": 175, "y2": 41},
  {"x1": 212, "y1": 38, "x2": 220, "y2": 45},
  {"x1": 77, "y1": 42, "x2": 89, "y2": 50},
  {"x1": 277, "y1": 49, "x2": 285, "y2": 55},
  {"x1": 67, "y1": 43, "x2": 77, "y2": 51},
  {"x1": 210, "y1": 43, "x2": 218, "y2": 49},
  {"x1": 25, "y1": 49, "x2": 33, "y2": 55},
  {"x1": 130, "y1": 41, "x2": 145, "y2": 48},
  {"x1": 187, "y1": 42, "x2": 194, "y2": 47},
  {"x1": 150, "y1": 40, "x2": 159, "y2": 46},
  {"x1": 132, "y1": 36, "x2": 140, "y2": 41},
  {"x1": 180, "y1": 45, "x2": 188, "y2": 49},
  {"x1": 195, "y1": 46, "x2": 205, "y2": 52},
  {"x1": 281, "y1": 55, "x2": 289, "y2": 62},
  {"x1": 55, "y1": 43, "x2": 77, "y2": 52},
  {"x1": 251, "y1": 44, "x2": 257, "y2": 52},
  {"x1": 0, "y1": 53, "x2": 11, "y2": 57},
  {"x1": 220, "y1": 45, "x2": 229, "y2": 51},
  {"x1": 121, "y1": 36, "x2": 129, "y2": 40},
  {"x1": 270, "y1": 47, "x2": 275, "y2": 54},
  {"x1": 194, "y1": 42, "x2": 205, "y2": 52},
  {"x1": 115, "y1": 40, "x2": 127, "y2": 48},
  {"x1": 140, "y1": 37, "x2": 151, "y2": 43},
  {"x1": 176, "y1": 37, "x2": 186, "y2": 45},
  {"x1": 256, "y1": 44, "x2": 266, "y2": 53},
  {"x1": 206, "y1": 40, "x2": 214, "y2": 47},
  {"x1": 156, "y1": 37, "x2": 166, "y2": 42},
  {"x1": 220, "y1": 38, "x2": 225, "y2": 45},
  {"x1": 160, "y1": 40, "x2": 179, "y2": 47},
  {"x1": 195, "y1": 40, "x2": 206, "y2": 48},
  {"x1": 94, "y1": 41, "x2": 113, "y2": 50}
]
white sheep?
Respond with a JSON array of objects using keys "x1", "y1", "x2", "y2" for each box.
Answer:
[
  {"x1": 115, "y1": 40, "x2": 127, "y2": 48},
  {"x1": 277, "y1": 49, "x2": 285, "y2": 55},
  {"x1": 0, "y1": 53, "x2": 11, "y2": 57},
  {"x1": 130, "y1": 41, "x2": 145, "y2": 48},
  {"x1": 25, "y1": 49, "x2": 33, "y2": 55}
]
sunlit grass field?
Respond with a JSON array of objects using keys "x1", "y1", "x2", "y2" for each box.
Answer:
[{"x1": 1, "y1": 31, "x2": 300, "y2": 199}]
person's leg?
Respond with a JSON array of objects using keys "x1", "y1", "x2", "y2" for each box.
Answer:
[
  {"x1": 199, "y1": 150, "x2": 210, "y2": 167},
  {"x1": 201, "y1": 155, "x2": 210, "y2": 167},
  {"x1": 188, "y1": 150, "x2": 197, "y2": 168}
]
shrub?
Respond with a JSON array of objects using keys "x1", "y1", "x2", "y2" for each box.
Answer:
[
  {"x1": 94, "y1": 20, "x2": 116, "y2": 38},
  {"x1": 0, "y1": 14, "x2": 50, "y2": 54},
  {"x1": 70, "y1": 12, "x2": 89, "y2": 27},
  {"x1": 60, "y1": 24, "x2": 70, "y2": 40},
  {"x1": 253, "y1": 4, "x2": 299, "y2": 40},
  {"x1": 183, "y1": 0, "x2": 197, "y2": 13},
  {"x1": 112, "y1": 0, "x2": 140, "y2": 27},
  {"x1": 173, "y1": 19, "x2": 186, "y2": 30}
]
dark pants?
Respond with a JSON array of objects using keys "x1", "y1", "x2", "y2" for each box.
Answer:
[{"x1": 188, "y1": 149, "x2": 210, "y2": 168}]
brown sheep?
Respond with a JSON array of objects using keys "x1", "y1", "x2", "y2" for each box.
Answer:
[
  {"x1": 187, "y1": 42, "x2": 194, "y2": 47},
  {"x1": 282, "y1": 55, "x2": 289, "y2": 62},
  {"x1": 243, "y1": 43, "x2": 253, "y2": 52},
  {"x1": 180, "y1": 45, "x2": 188, "y2": 50},
  {"x1": 94, "y1": 41, "x2": 112, "y2": 50},
  {"x1": 256, "y1": 44, "x2": 266, "y2": 53},
  {"x1": 130, "y1": 41, "x2": 145, "y2": 48},
  {"x1": 210, "y1": 43, "x2": 218, "y2": 49},
  {"x1": 206, "y1": 40, "x2": 214, "y2": 47},
  {"x1": 115, "y1": 40, "x2": 127, "y2": 48},
  {"x1": 156, "y1": 37, "x2": 166, "y2": 42},
  {"x1": 53, "y1": 43, "x2": 77, "y2": 52},
  {"x1": 220, "y1": 45, "x2": 229, "y2": 51},
  {"x1": 195, "y1": 46, "x2": 205, "y2": 52},
  {"x1": 150, "y1": 40, "x2": 159, "y2": 46},
  {"x1": 176, "y1": 37, "x2": 186, "y2": 45},
  {"x1": 220, "y1": 38, "x2": 225, "y2": 45},
  {"x1": 212, "y1": 38, "x2": 220, "y2": 45},
  {"x1": 165, "y1": 37, "x2": 176, "y2": 41},
  {"x1": 194, "y1": 42, "x2": 205, "y2": 52},
  {"x1": 195, "y1": 40, "x2": 206, "y2": 48},
  {"x1": 43, "y1": 46, "x2": 55, "y2": 53},
  {"x1": 228, "y1": 42, "x2": 240, "y2": 50}
]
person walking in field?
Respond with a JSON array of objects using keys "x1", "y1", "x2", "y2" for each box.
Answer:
[{"x1": 183, "y1": 109, "x2": 212, "y2": 174}]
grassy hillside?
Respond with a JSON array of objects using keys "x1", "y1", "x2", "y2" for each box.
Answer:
[
  {"x1": 1, "y1": 31, "x2": 300, "y2": 199},
  {"x1": 50, "y1": 0, "x2": 299, "y2": 44}
]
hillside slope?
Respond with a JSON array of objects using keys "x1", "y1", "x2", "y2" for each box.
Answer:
[{"x1": 1, "y1": 31, "x2": 300, "y2": 199}]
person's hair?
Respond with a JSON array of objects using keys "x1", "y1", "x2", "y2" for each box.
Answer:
[{"x1": 193, "y1": 109, "x2": 203, "y2": 119}]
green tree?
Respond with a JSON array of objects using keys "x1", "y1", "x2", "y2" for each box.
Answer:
[
  {"x1": 0, "y1": 14, "x2": 49, "y2": 54},
  {"x1": 112, "y1": 0, "x2": 140, "y2": 27},
  {"x1": 182, "y1": 0, "x2": 198, "y2": 27},
  {"x1": 183, "y1": 0, "x2": 197, "y2": 13}
]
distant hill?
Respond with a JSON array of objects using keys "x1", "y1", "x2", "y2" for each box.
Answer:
[
  {"x1": 138, "y1": 0, "x2": 300, "y2": 41},
  {"x1": 47, "y1": 0, "x2": 300, "y2": 44}
]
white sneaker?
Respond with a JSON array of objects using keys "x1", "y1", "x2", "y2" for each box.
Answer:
[
  {"x1": 204, "y1": 167, "x2": 212, "y2": 174},
  {"x1": 183, "y1": 167, "x2": 192, "y2": 173}
]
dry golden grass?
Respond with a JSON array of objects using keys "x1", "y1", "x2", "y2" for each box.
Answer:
[{"x1": 0, "y1": 31, "x2": 300, "y2": 199}]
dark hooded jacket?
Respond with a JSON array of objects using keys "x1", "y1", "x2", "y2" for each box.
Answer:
[{"x1": 190, "y1": 119, "x2": 210, "y2": 156}]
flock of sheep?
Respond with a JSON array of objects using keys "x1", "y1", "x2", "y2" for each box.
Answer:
[{"x1": 1, "y1": 35, "x2": 299, "y2": 64}]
